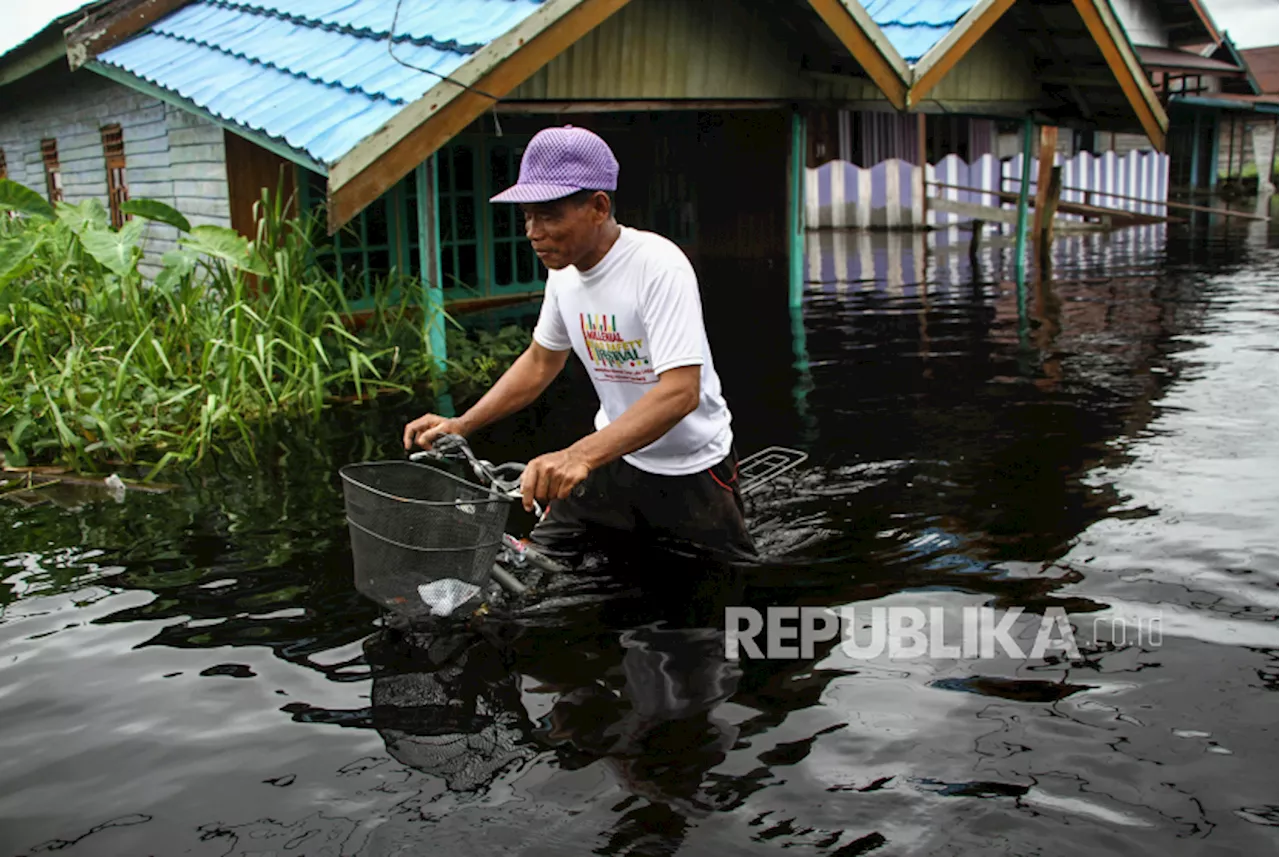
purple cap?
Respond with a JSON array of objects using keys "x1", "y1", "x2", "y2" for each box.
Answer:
[{"x1": 489, "y1": 125, "x2": 619, "y2": 203}]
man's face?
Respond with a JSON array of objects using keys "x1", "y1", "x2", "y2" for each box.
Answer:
[{"x1": 519, "y1": 192, "x2": 610, "y2": 270}]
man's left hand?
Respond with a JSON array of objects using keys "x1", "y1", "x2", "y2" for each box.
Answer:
[{"x1": 521, "y1": 449, "x2": 591, "y2": 513}]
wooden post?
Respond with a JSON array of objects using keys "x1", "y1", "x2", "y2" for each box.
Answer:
[
  {"x1": 970, "y1": 219, "x2": 983, "y2": 272},
  {"x1": 919, "y1": 117, "x2": 929, "y2": 224},
  {"x1": 1038, "y1": 166, "x2": 1063, "y2": 268},
  {"x1": 1032, "y1": 125, "x2": 1058, "y2": 243},
  {"x1": 1014, "y1": 117, "x2": 1035, "y2": 290},
  {"x1": 1226, "y1": 113, "x2": 1235, "y2": 181},
  {"x1": 1190, "y1": 110, "x2": 1202, "y2": 190},
  {"x1": 1269, "y1": 120, "x2": 1278, "y2": 189},
  {"x1": 1209, "y1": 112, "x2": 1221, "y2": 191}
]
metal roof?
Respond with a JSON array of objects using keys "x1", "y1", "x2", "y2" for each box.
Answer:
[
  {"x1": 1136, "y1": 45, "x2": 1245, "y2": 74},
  {"x1": 1239, "y1": 46, "x2": 1279, "y2": 97},
  {"x1": 93, "y1": 0, "x2": 547, "y2": 168},
  {"x1": 863, "y1": 0, "x2": 979, "y2": 64}
]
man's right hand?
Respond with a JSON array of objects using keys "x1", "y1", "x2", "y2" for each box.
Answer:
[{"x1": 403, "y1": 413, "x2": 468, "y2": 452}]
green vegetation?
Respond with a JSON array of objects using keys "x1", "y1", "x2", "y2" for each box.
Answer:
[
  {"x1": 0, "y1": 180, "x2": 526, "y2": 478},
  {"x1": 1219, "y1": 156, "x2": 1279, "y2": 183}
]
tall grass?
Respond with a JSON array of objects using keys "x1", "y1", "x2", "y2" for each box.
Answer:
[{"x1": 0, "y1": 179, "x2": 522, "y2": 477}]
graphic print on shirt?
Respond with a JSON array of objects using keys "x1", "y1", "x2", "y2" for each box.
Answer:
[{"x1": 580, "y1": 313, "x2": 655, "y2": 384}]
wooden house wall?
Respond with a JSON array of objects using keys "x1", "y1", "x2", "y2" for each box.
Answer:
[
  {"x1": 224, "y1": 130, "x2": 298, "y2": 236},
  {"x1": 508, "y1": 0, "x2": 884, "y2": 103},
  {"x1": 921, "y1": 33, "x2": 1043, "y2": 108},
  {"x1": 0, "y1": 65, "x2": 231, "y2": 274}
]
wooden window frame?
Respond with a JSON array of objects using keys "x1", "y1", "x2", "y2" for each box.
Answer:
[
  {"x1": 41, "y1": 139, "x2": 63, "y2": 204},
  {"x1": 101, "y1": 124, "x2": 130, "y2": 228}
]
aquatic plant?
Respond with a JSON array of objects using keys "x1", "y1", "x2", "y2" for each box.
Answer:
[{"x1": 0, "y1": 180, "x2": 525, "y2": 477}]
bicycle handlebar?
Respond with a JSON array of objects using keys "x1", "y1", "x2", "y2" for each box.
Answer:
[{"x1": 410, "y1": 434, "x2": 543, "y2": 517}]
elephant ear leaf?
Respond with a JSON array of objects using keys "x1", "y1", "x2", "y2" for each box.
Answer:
[
  {"x1": 0, "y1": 179, "x2": 55, "y2": 221},
  {"x1": 79, "y1": 219, "x2": 146, "y2": 277},
  {"x1": 56, "y1": 198, "x2": 110, "y2": 235},
  {"x1": 120, "y1": 198, "x2": 191, "y2": 233},
  {"x1": 155, "y1": 249, "x2": 196, "y2": 291},
  {"x1": 181, "y1": 225, "x2": 268, "y2": 275},
  {"x1": 0, "y1": 231, "x2": 42, "y2": 284}
]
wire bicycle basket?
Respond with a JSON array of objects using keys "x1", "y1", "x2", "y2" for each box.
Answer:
[{"x1": 340, "y1": 459, "x2": 514, "y2": 620}]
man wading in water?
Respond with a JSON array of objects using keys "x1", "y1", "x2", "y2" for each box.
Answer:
[{"x1": 403, "y1": 125, "x2": 755, "y2": 566}]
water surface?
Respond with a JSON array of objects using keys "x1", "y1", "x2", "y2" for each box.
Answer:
[{"x1": 2, "y1": 213, "x2": 1276, "y2": 856}]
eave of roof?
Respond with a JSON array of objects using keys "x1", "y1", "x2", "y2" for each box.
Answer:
[
  {"x1": 1137, "y1": 45, "x2": 1245, "y2": 75},
  {"x1": 1172, "y1": 93, "x2": 1278, "y2": 113},
  {"x1": 1238, "y1": 45, "x2": 1279, "y2": 96},
  {"x1": 67, "y1": 0, "x2": 1176, "y2": 226}
]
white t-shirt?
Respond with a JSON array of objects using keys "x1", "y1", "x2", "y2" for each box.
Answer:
[{"x1": 532, "y1": 225, "x2": 733, "y2": 476}]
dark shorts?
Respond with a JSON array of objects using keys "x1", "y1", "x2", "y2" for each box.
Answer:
[{"x1": 527, "y1": 447, "x2": 758, "y2": 567}]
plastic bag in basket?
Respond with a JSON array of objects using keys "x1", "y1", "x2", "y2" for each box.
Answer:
[{"x1": 418, "y1": 579, "x2": 482, "y2": 617}]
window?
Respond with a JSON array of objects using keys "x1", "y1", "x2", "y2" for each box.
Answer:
[
  {"x1": 487, "y1": 141, "x2": 541, "y2": 289},
  {"x1": 101, "y1": 124, "x2": 129, "y2": 228},
  {"x1": 438, "y1": 136, "x2": 545, "y2": 301},
  {"x1": 297, "y1": 137, "x2": 549, "y2": 308},
  {"x1": 437, "y1": 142, "x2": 481, "y2": 297},
  {"x1": 300, "y1": 170, "x2": 416, "y2": 305},
  {"x1": 41, "y1": 139, "x2": 63, "y2": 203}
]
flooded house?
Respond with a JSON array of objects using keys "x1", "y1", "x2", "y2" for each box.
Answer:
[{"x1": 2, "y1": 0, "x2": 1175, "y2": 327}]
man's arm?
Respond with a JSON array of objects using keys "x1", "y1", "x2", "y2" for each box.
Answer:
[
  {"x1": 569, "y1": 366, "x2": 699, "y2": 469},
  {"x1": 517, "y1": 365, "x2": 699, "y2": 512},
  {"x1": 404, "y1": 340, "x2": 569, "y2": 450},
  {"x1": 455, "y1": 341, "x2": 570, "y2": 435}
]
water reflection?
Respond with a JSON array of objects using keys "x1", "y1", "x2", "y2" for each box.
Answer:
[{"x1": 1, "y1": 213, "x2": 1276, "y2": 856}]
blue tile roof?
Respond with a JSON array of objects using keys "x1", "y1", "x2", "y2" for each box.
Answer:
[
  {"x1": 863, "y1": 0, "x2": 980, "y2": 64},
  {"x1": 95, "y1": 0, "x2": 546, "y2": 168}
]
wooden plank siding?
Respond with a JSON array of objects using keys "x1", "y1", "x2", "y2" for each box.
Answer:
[
  {"x1": 0, "y1": 64, "x2": 232, "y2": 277},
  {"x1": 224, "y1": 130, "x2": 298, "y2": 238},
  {"x1": 915, "y1": 29, "x2": 1042, "y2": 108},
  {"x1": 507, "y1": 0, "x2": 884, "y2": 102}
]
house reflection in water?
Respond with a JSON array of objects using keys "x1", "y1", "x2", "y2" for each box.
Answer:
[{"x1": 804, "y1": 224, "x2": 1170, "y2": 298}]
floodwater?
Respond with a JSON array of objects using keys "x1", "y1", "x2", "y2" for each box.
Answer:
[{"x1": 2, "y1": 211, "x2": 1276, "y2": 856}]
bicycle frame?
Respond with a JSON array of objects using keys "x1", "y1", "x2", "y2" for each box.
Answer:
[
  {"x1": 409, "y1": 435, "x2": 568, "y2": 597},
  {"x1": 406, "y1": 434, "x2": 809, "y2": 600}
]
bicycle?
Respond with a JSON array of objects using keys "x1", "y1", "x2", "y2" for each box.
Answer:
[{"x1": 339, "y1": 434, "x2": 807, "y2": 625}]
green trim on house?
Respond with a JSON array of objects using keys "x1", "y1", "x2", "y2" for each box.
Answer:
[
  {"x1": 788, "y1": 109, "x2": 806, "y2": 308},
  {"x1": 419, "y1": 157, "x2": 446, "y2": 369},
  {"x1": 297, "y1": 136, "x2": 547, "y2": 311},
  {"x1": 299, "y1": 169, "x2": 415, "y2": 309},
  {"x1": 437, "y1": 134, "x2": 546, "y2": 303}
]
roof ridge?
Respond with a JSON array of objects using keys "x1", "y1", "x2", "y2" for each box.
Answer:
[
  {"x1": 877, "y1": 19, "x2": 965, "y2": 29},
  {"x1": 204, "y1": 0, "x2": 486, "y2": 55},
  {"x1": 141, "y1": 27, "x2": 408, "y2": 106}
]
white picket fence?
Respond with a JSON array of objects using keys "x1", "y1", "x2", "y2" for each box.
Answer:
[{"x1": 807, "y1": 150, "x2": 1171, "y2": 230}]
